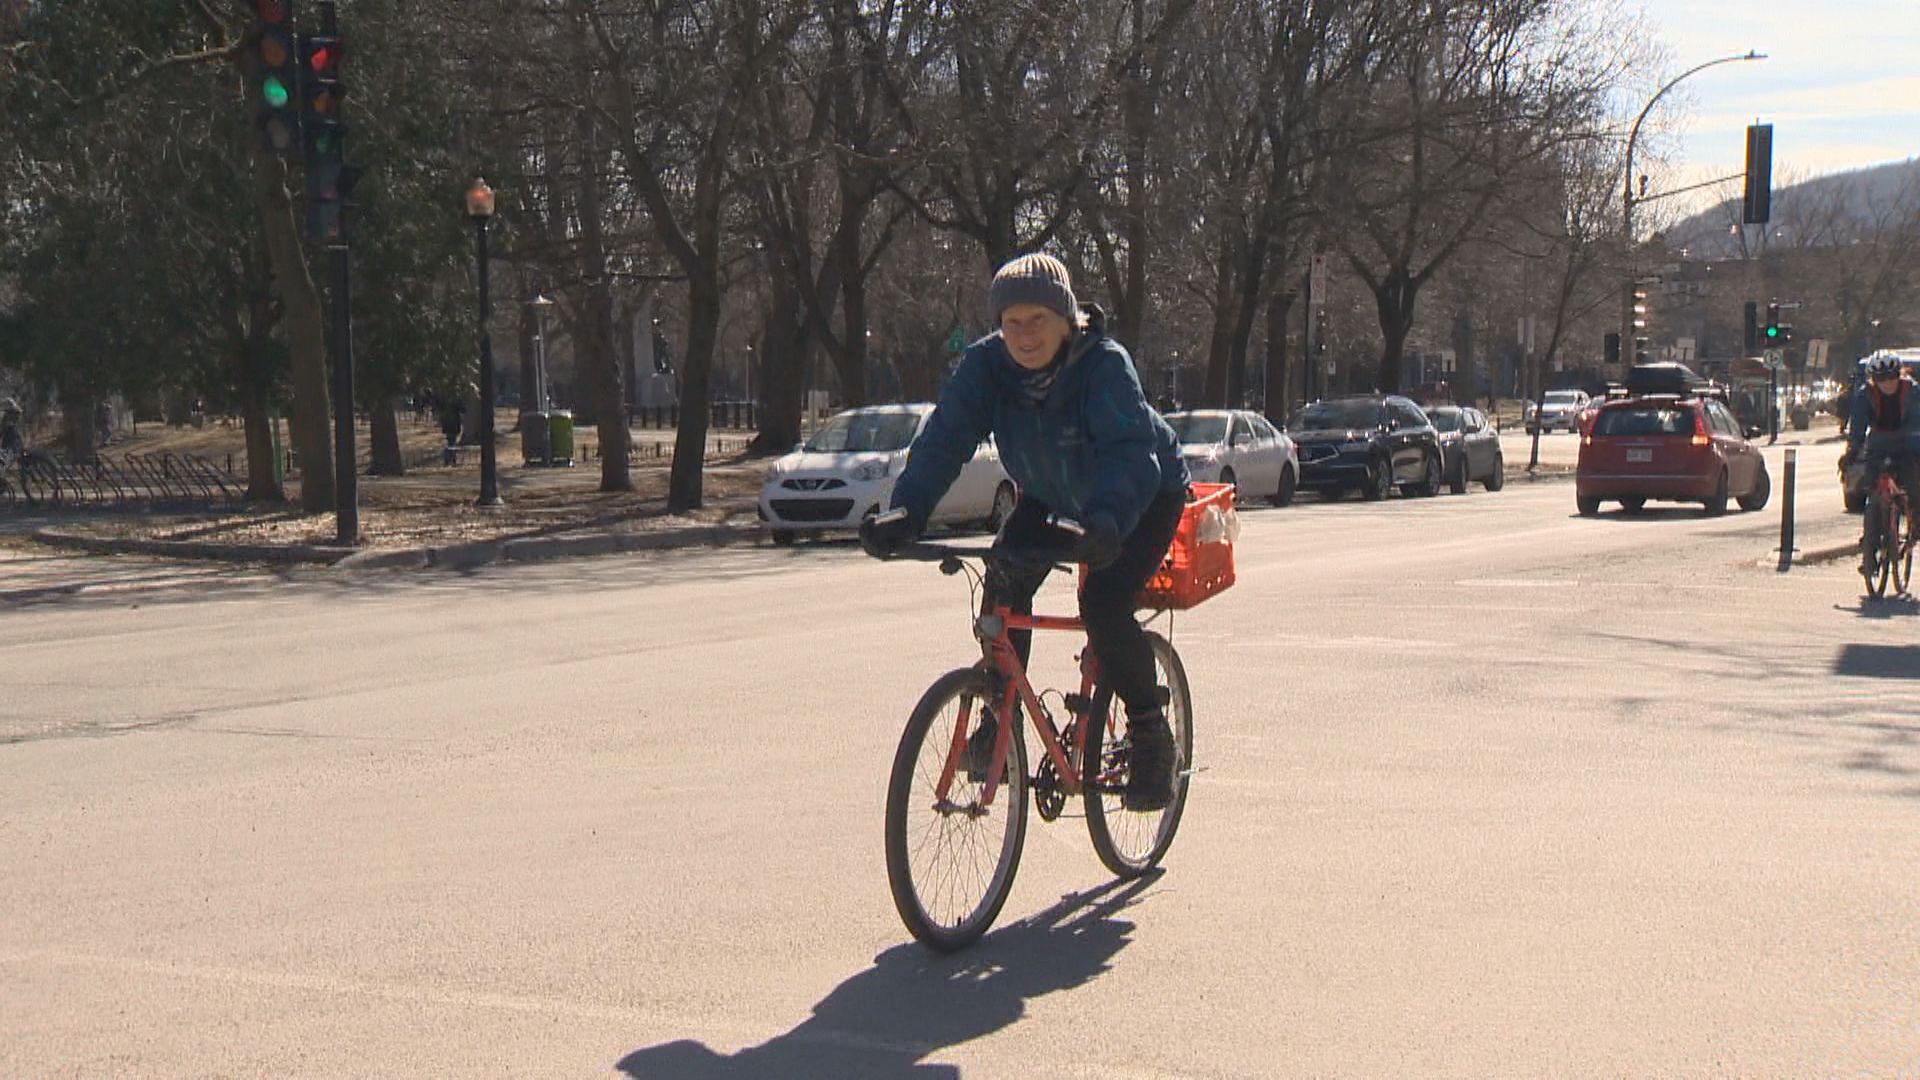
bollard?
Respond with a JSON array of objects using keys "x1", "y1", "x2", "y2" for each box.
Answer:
[{"x1": 1777, "y1": 447, "x2": 1796, "y2": 572}]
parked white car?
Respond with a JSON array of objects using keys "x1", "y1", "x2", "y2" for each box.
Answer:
[
  {"x1": 1165, "y1": 408, "x2": 1299, "y2": 506},
  {"x1": 1525, "y1": 389, "x2": 1592, "y2": 433},
  {"x1": 758, "y1": 404, "x2": 1015, "y2": 545}
]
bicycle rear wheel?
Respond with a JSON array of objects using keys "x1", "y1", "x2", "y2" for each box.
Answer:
[
  {"x1": 1894, "y1": 503, "x2": 1913, "y2": 595},
  {"x1": 884, "y1": 667, "x2": 1029, "y2": 952},
  {"x1": 1084, "y1": 632, "x2": 1193, "y2": 878}
]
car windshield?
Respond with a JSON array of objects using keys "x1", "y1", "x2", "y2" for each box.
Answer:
[
  {"x1": 1299, "y1": 400, "x2": 1383, "y2": 429},
  {"x1": 1167, "y1": 415, "x2": 1229, "y2": 445},
  {"x1": 1593, "y1": 405, "x2": 1694, "y2": 437},
  {"x1": 1544, "y1": 391, "x2": 1583, "y2": 405},
  {"x1": 804, "y1": 411, "x2": 921, "y2": 452},
  {"x1": 1426, "y1": 410, "x2": 1461, "y2": 433}
]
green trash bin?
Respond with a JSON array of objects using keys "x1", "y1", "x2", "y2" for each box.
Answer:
[
  {"x1": 548, "y1": 409, "x2": 575, "y2": 466},
  {"x1": 519, "y1": 410, "x2": 550, "y2": 466}
]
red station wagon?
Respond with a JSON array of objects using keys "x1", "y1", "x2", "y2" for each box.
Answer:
[{"x1": 1576, "y1": 394, "x2": 1771, "y2": 516}]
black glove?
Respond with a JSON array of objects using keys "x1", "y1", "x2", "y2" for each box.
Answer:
[
  {"x1": 859, "y1": 508, "x2": 921, "y2": 559},
  {"x1": 1073, "y1": 513, "x2": 1123, "y2": 570}
]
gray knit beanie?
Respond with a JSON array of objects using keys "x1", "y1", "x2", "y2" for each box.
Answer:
[{"x1": 989, "y1": 253, "x2": 1077, "y2": 323}]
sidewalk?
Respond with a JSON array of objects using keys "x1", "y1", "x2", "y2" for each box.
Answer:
[{"x1": 10, "y1": 453, "x2": 777, "y2": 572}]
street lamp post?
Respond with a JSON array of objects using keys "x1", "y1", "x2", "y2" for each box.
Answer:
[
  {"x1": 466, "y1": 178, "x2": 502, "y2": 507},
  {"x1": 1619, "y1": 51, "x2": 1765, "y2": 378},
  {"x1": 527, "y1": 294, "x2": 554, "y2": 414}
]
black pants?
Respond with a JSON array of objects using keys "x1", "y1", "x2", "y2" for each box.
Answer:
[{"x1": 985, "y1": 487, "x2": 1186, "y2": 718}]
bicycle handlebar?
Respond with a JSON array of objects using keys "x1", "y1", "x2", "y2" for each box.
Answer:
[{"x1": 891, "y1": 540, "x2": 1075, "y2": 573}]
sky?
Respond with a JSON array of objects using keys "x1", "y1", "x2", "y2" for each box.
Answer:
[{"x1": 1638, "y1": 0, "x2": 1920, "y2": 213}]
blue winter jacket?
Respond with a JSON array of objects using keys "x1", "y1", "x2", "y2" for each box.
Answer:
[
  {"x1": 1847, "y1": 377, "x2": 1920, "y2": 456},
  {"x1": 890, "y1": 307, "x2": 1188, "y2": 538}
]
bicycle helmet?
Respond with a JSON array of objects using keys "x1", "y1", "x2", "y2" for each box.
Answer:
[{"x1": 1867, "y1": 355, "x2": 1903, "y2": 380}]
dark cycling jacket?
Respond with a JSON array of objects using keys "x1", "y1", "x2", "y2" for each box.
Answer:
[
  {"x1": 889, "y1": 306, "x2": 1188, "y2": 538},
  {"x1": 1848, "y1": 377, "x2": 1920, "y2": 455}
]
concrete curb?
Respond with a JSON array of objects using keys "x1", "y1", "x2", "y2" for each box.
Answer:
[
  {"x1": 30, "y1": 529, "x2": 356, "y2": 566},
  {"x1": 324, "y1": 522, "x2": 769, "y2": 572},
  {"x1": 27, "y1": 519, "x2": 768, "y2": 572},
  {"x1": 1796, "y1": 540, "x2": 1860, "y2": 566}
]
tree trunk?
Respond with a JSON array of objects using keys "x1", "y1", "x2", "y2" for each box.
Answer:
[
  {"x1": 1263, "y1": 288, "x2": 1295, "y2": 426},
  {"x1": 575, "y1": 107, "x2": 633, "y2": 493},
  {"x1": 1201, "y1": 230, "x2": 1240, "y2": 406},
  {"x1": 368, "y1": 397, "x2": 404, "y2": 476},
  {"x1": 240, "y1": 391, "x2": 282, "y2": 503},
  {"x1": 668, "y1": 269, "x2": 721, "y2": 510},
  {"x1": 60, "y1": 395, "x2": 96, "y2": 461},
  {"x1": 1373, "y1": 267, "x2": 1418, "y2": 393},
  {"x1": 751, "y1": 268, "x2": 806, "y2": 456},
  {"x1": 248, "y1": 142, "x2": 334, "y2": 511}
]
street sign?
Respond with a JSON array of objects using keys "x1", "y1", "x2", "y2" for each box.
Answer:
[
  {"x1": 1763, "y1": 348, "x2": 1786, "y2": 369},
  {"x1": 945, "y1": 324, "x2": 966, "y2": 353}
]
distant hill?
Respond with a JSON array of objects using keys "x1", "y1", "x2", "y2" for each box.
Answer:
[{"x1": 1663, "y1": 157, "x2": 1920, "y2": 258}]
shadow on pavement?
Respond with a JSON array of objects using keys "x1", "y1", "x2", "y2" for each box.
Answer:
[
  {"x1": 1834, "y1": 643, "x2": 1920, "y2": 680},
  {"x1": 1835, "y1": 595, "x2": 1920, "y2": 620},
  {"x1": 614, "y1": 873, "x2": 1158, "y2": 1080}
]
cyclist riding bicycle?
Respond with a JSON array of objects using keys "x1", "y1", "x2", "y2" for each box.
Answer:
[
  {"x1": 1845, "y1": 355, "x2": 1920, "y2": 573},
  {"x1": 860, "y1": 253, "x2": 1191, "y2": 810}
]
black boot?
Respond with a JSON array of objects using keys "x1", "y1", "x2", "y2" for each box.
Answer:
[{"x1": 1123, "y1": 712, "x2": 1176, "y2": 811}]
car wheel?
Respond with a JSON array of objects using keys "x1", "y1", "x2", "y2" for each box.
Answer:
[
  {"x1": 1363, "y1": 457, "x2": 1391, "y2": 501},
  {"x1": 1447, "y1": 452, "x2": 1468, "y2": 495},
  {"x1": 1737, "y1": 463, "x2": 1771, "y2": 512},
  {"x1": 1485, "y1": 455, "x2": 1505, "y2": 491},
  {"x1": 1412, "y1": 450, "x2": 1442, "y2": 497},
  {"x1": 1272, "y1": 465, "x2": 1296, "y2": 508},
  {"x1": 1620, "y1": 497, "x2": 1646, "y2": 514},
  {"x1": 1577, "y1": 494, "x2": 1602, "y2": 516},
  {"x1": 987, "y1": 481, "x2": 1016, "y2": 532},
  {"x1": 1703, "y1": 470, "x2": 1729, "y2": 516},
  {"x1": 771, "y1": 529, "x2": 797, "y2": 546}
]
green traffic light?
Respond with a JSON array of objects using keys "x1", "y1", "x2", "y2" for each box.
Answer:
[
  {"x1": 1765, "y1": 325, "x2": 1780, "y2": 339},
  {"x1": 263, "y1": 76, "x2": 290, "y2": 109}
]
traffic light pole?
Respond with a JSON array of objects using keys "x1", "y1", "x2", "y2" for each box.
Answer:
[{"x1": 331, "y1": 235, "x2": 357, "y2": 544}]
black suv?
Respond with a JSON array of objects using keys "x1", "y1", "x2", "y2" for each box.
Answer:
[{"x1": 1291, "y1": 395, "x2": 1444, "y2": 501}]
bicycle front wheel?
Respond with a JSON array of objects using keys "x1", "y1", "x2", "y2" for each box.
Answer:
[
  {"x1": 884, "y1": 667, "x2": 1029, "y2": 952},
  {"x1": 1867, "y1": 504, "x2": 1894, "y2": 598},
  {"x1": 1084, "y1": 631, "x2": 1193, "y2": 878},
  {"x1": 1894, "y1": 503, "x2": 1913, "y2": 595}
]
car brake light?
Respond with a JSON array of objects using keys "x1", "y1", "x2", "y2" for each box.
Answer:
[{"x1": 1690, "y1": 412, "x2": 1710, "y2": 447}]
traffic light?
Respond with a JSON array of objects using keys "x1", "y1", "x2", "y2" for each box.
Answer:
[
  {"x1": 1763, "y1": 302, "x2": 1782, "y2": 343},
  {"x1": 252, "y1": 0, "x2": 301, "y2": 154},
  {"x1": 300, "y1": 28, "x2": 344, "y2": 160},
  {"x1": 1632, "y1": 283, "x2": 1650, "y2": 363},
  {"x1": 1743, "y1": 124, "x2": 1773, "y2": 226},
  {"x1": 300, "y1": 4, "x2": 348, "y2": 242}
]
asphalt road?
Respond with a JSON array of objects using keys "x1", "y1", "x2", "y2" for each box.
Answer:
[{"x1": 4, "y1": 441, "x2": 1914, "y2": 1079}]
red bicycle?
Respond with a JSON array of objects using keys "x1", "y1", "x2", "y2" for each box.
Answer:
[
  {"x1": 880, "y1": 485, "x2": 1234, "y2": 952},
  {"x1": 1862, "y1": 454, "x2": 1915, "y2": 599}
]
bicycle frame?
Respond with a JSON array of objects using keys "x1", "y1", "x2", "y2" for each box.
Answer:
[
  {"x1": 932, "y1": 602, "x2": 1106, "y2": 812},
  {"x1": 1871, "y1": 464, "x2": 1914, "y2": 539}
]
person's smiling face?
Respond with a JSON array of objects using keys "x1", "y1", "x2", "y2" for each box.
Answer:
[{"x1": 1000, "y1": 304, "x2": 1072, "y2": 370}]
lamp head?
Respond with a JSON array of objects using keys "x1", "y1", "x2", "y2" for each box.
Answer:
[{"x1": 465, "y1": 178, "x2": 496, "y2": 220}]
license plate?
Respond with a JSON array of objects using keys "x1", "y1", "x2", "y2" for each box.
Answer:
[{"x1": 1626, "y1": 448, "x2": 1652, "y2": 463}]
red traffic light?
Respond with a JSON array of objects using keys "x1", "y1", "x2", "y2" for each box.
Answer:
[
  {"x1": 308, "y1": 44, "x2": 336, "y2": 74},
  {"x1": 256, "y1": 0, "x2": 288, "y2": 23}
]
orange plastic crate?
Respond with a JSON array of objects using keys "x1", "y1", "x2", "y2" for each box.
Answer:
[{"x1": 1137, "y1": 482, "x2": 1236, "y2": 610}]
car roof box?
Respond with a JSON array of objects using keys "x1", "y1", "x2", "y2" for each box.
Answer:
[{"x1": 1624, "y1": 362, "x2": 1707, "y2": 397}]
